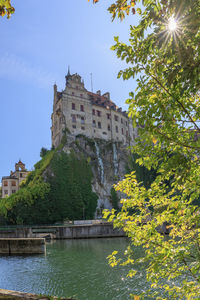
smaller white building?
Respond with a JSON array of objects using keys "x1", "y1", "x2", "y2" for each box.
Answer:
[{"x1": 1, "y1": 160, "x2": 29, "y2": 198}]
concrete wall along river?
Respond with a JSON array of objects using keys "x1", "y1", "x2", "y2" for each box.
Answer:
[{"x1": 0, "y1": 223, "x2": 125, "y2": 240}]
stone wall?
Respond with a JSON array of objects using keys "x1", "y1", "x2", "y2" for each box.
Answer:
[
  {"x1": 0, "y1": 289, "x2": 74, "y2": 300},
  {"x1": 55, "y1": 224, "x2": 125, "y2": 239},
  {"x1": 0, "y1": 224, "x2": 125, "y2": 240},
  {"x1": 0, "y1": 228, "x2": 32, "y2": 238},
  {"x1": 0, "y1": 238, "x2": 45, "y2": 255}
]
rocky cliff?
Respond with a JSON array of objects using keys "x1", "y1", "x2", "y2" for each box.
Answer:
[
  {"x1": 0, "y1": 133, "x2": 133, "y2": 225},
  {"x1": 61, "y1": 133, "x2": 131, "y2": 212}
]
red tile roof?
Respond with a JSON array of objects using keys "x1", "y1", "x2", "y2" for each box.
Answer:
[{"x1": 88, "y1": 92, "x2": 127, "y2": 117}]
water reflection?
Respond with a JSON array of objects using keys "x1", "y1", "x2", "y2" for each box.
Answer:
[{"x1": 0, "y1": 238, "x2": 151, "y2": 300}]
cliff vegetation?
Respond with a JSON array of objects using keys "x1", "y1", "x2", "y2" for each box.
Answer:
[{"x1": 0, "y1": 145, "x2": 97, "y2": 225}]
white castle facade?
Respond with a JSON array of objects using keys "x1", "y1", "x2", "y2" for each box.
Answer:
[{"x1": 51, "y1": 71, "x2": 136, "y2": 148}]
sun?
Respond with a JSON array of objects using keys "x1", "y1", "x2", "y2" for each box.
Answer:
[{"x1": 168, "y1": 17, "x2": 177, "y2": 32}]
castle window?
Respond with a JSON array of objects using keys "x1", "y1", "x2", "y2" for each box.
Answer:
[
  {"x1": 121, "y1": 128, "x2": 124, "y2": 135},
  {"x1": 103, "y1": 132, "x2": 107, "y2": 135},
  {"x1": 98, "y1": 122, "x2": 101, "y2": 129},
  {"x1": 92, "y1": 109, "x2": 95, "y2": 115},
  {"x1": 4, "y1": 181, "x2": 8, "y2": 186},
  {"x1": 108, "y1": 124, "x2": 111, "y2": 131},
  {"x1": 72, "y1": 103, "x2": 76, "y2": 110},
  {"x1": 81, "y1": 126, "x2": 85, "y2": 130},
  {"x1": 121, "y1": 118, "x2": 123, "y2": 124},
  {"x1": 20, "y1": 173, "x2": 23, "y2": 178},
  {"x1": 92, "y1": 120, "x2": 96, "y2": 127},
  {"x1": 126, "y1": 130, "x2": 128, "y2": 136},
  {"x1": 4, "y1": 190, "x2": 8, "y2": 195},
  {"x1": 72, "y1": 92, "x2": 75, "y2": 95},
  {"x1": 116, "y1": 126, "x2": 118, "y2": 133},
  {"x1": 72, "y1": 115, "x2": 76, "y2": 123},
  {"x1": 107, "y1": 113, "x2": 111, "y2": 120},
  {"x1": 80, "y1": 94, "x2": 83, "y2": 98},
  {"x1": 12, "y1": 181, "x2": 16, "y2": 186},
  {"x1": 76, "y1": 86, "x2": 78, "y2": 89},
  {"x1": 80, "y1": 105, "x2": 84, "y2": 112},
  {"x1": 72, "y1": 125, "x2": 76, "y2": 129},
  {"x1": 97, "y1": 110, "x2": 101, "y2": 117},
  {"x1": 114, "y1": 115, "x2": 118, "y2": 122},
  {"x1": 81, "y1": 117, "x2": 85, "y2": 124}
]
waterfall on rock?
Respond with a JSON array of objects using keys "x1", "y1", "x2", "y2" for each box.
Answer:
[
  {"x1": 94, "y1": 141, "x2": 104, "y2": 183},
  {"x1": 113, "y1": 143, "x2": 118, "y2": 176}
]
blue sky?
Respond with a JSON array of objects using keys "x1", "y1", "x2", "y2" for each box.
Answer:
[{"x1": 0, "y1": 0, "x2": 139, "y2": 180}]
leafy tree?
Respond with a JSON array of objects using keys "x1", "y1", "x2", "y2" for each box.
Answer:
[
  {"x1": 0, "y1": 0, "x2": 14, "y2": 18},
  {"x1": 0, "y1": 149, "x2": 97, "y2": 225},
  {"x1": 40, "y1": 147, "x2": 49, "y2": 158},
  {"x1": 47, "y1": 151, "x2": 97, "y2": 221},
  {"x1": 96, "y1": 0, "x2": 200, "y2": 298},
  {"x1": 126, "y1": 153, "x2": 157, "y2": 189},
  {"x1": 110, "y1": 187, "x2": 119, "y2": 210}
]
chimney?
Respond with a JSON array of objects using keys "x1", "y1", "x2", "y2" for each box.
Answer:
[
  {"x1": 102, "y1": 92, "x2": 110, "y2": 100},
  {"x1": 96, "y1": 90, "x2": 101, "y2": 96}
]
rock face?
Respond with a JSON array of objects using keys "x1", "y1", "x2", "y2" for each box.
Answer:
[{"x1": 62, "y1": 133, "x2": 131, "y2": 213}]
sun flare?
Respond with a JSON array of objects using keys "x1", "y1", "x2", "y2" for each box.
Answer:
[{"x1": 168, "y1": 17, "x2": 177, "y2": 32}]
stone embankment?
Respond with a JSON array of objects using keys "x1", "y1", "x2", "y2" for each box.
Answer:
[
  {"x1": 0, "y1": 238, "x2": 45, "y2": 255},
  {"x1": 0, "y1": 223, "x2": 125, "y2": 240},
  {"x1": 0, "y1": 289, "x2": 75, "y2": 300}
]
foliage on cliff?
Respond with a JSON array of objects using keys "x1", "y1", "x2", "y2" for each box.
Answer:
[
  {"x1": 0, "y1": 149, "x2": 97, "y2": 225},
  {"x1": 45, "y1": 151, "x2": 98, "y2": 221},
  {"x1": 101, "y1": 0, "x2": 200, "y2": 298},
  {"x1": 126, "y1": 153, "x2": 157, "y2": 189}
]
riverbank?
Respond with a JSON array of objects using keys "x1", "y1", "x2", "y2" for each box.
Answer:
[
  {"x1": 0, "y1": 223, "x2": 125, "y2": 239},
  {"x1": 0, "y1": 288, "x2": 75, "y2": 300},
  {"x1": 0, "y1": 238, "x2": 45, "y2": 255}
]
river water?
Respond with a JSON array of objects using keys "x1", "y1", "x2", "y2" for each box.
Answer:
[{"x1": 0, "y1": 238, "x2": 150, "y2": 300}]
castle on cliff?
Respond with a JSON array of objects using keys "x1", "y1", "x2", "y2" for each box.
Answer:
[{"x1": 51, "y1": 71, "x2": 136, "y2": 148}]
